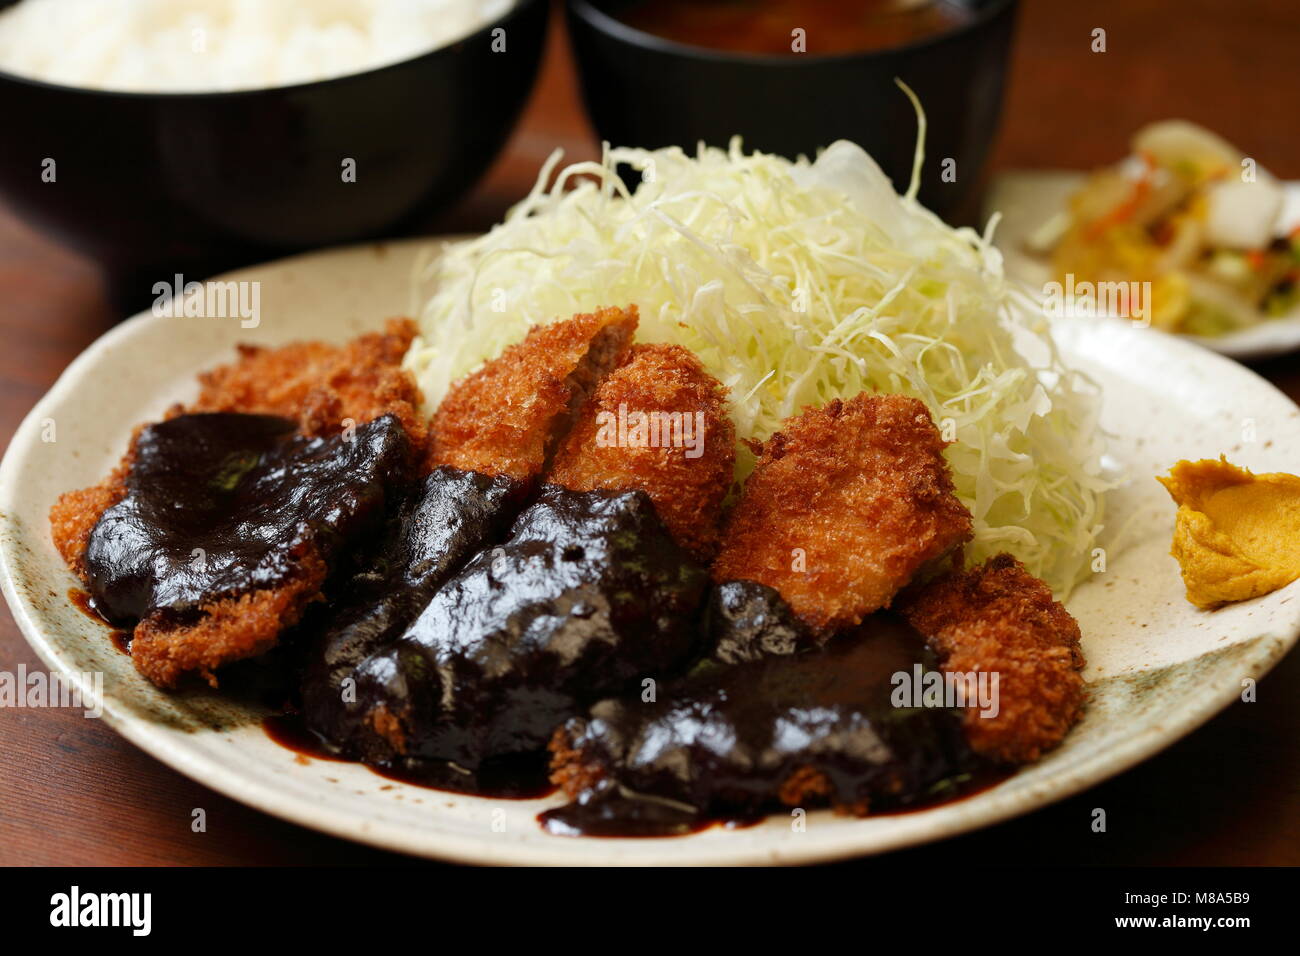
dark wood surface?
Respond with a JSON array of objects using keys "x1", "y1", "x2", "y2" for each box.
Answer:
[{"x1": 1, "y1": 0, "x2": 1297, "y2": 866}]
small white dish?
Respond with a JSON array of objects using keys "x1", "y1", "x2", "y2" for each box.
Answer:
[{"x1": 987, "y1": 170, "x2": 1300, "y2": 360}]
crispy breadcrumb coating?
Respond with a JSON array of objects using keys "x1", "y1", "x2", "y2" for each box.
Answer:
[
  {"x1": 132, "y1": 547, "x2": 328, "y2": 688},
  {"x1": 430, "y1": 306, "x2": 638, "y2": 481},
  {"x1": 54, "y1": 321, "x2": 422, "y2": 579},
  {"x1": 899, "y1": 553, "x2": 1087, "y2": 764},
  {"x1": 51, "y1": 324, "x2": 423, "y2": 688},
  {"x1": 549, "y1": 343, "x2": 735, "y2": 559},
  {"x1": 775, "y1": 765, "x2": 834, "y2": 808},
  {"x1": 54, "y1": 322, "x2": 424, "y2": 584},
  {"x1": 712, "y1": 393, "x2": 972, "y2": 631},
  {"x1": 49, "y1": 434, "x2": 137, "y2": 580},
  {"x1": 547, "y1": 725, "x2": 607, "y2": 799},
  {"x1": 187, "y1": 317, "x2": 426, "y2": 448},
  {"x1": 548, "y1": 729, "x2": 873, "y2": 816},
  {"x1": 550, "y1": 723, "x2": 817, "y2": 806}
]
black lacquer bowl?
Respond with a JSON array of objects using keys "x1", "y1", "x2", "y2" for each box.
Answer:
[
  {"x1": 0, "y1": 0, "x2": 547, "y2": 300},
  {"x1": 567, "y1": 0, "x2": 1017, "y2": 219}
]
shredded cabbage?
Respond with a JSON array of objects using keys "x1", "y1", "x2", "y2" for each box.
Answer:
[{"x1": 406, "y1": 130, "x2": 1111, "y2": 595}]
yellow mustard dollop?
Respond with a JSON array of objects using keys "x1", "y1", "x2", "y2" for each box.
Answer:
[{"x1": 1157, "y1": 457, "x2": 1300, "y2": 609}]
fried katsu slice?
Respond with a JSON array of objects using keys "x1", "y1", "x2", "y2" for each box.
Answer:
[
  {"x1": 548, "y1": 343, "x2": 735, "y2": 559},
  {"x1": 899, "y1": 553, "x2": 1087, "y2": 764},
  {"x1": 80, "y1": 413, "x2": 413, "y2": 688},
  {"x1": 429, "y1": 306, "x2": 638, "y2": 481},
  {"x1": 339, "y1": 485, "x2": 708, "y2": 772},
  {"x1": 712, "y1": 393, "x2": 972, "y2": 631},
  {"x1": 546, "y1": 614, "x2": 973, "y2": 822},
  {"x1": 131, "y1": 546, "x2": 328, "y2": 689},
  {"x1": 50, "y1": 321, "x2": 426, "y2": 583},
  {"x1": 302, "y1": 465, "x2": 526, "y2": 752},
  {"x1": 50, "y1": 429, "x2": 139, "y2": 579},
  {"x1": 187, "y1": 317, "x2": 426, "y2": 447}
]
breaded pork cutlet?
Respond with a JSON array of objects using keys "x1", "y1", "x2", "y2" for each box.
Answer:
[
  {"x1": 712, "y1": 393, "x2": 972, "y2": 632},
  {"x1": 50, "y1": 324, "x2": 424, "y2": 688},
  {"x1": 51, "y1": 319, "x2": 424, "y2": 582},
  {"x1": 547, "y1": 612, "x2": 973, "y2": 820},
  {"x1": 336, "y1": 483, "x2": 709, "y2": 772},
  {"x1": 430, "y1": 306, "x2": 638, "y2": 481},
  {"x1": 188, "y1": 317, "x2": 427, "y2": 445},
  {"x1": 549, "y1": 343, "x2": 736, "y2": 559},
  {"x1": 899, "y1": 554, "x2": 1087, "y2": 764}
]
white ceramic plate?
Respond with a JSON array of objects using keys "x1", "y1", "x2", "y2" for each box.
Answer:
[
  {"x1": 987, "y1": 170, "x2": 1300, "y2": 360},
  {"x1": 3, "y1": 238, "x2": 1298, "y2": 865}
]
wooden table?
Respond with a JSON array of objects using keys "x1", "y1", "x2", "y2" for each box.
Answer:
[{"x1": 2, "y1": 0, "x2": 1297, "y2": 866}]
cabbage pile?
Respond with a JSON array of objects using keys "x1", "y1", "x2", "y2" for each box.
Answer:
[{"x1": 406, "y1": 127, "x2": 1110, "y2": 595}]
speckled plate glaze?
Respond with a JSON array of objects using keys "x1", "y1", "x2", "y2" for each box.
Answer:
[
  {"x1": 988, "y1": 171, "x2": 1300, "y2": 360},
  {"x1": 2, "y1": 239, "x2": 1298, "y2": 865}
]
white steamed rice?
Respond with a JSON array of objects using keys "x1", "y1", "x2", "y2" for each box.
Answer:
[{"x1": 0, "y1": 0, "x2": 512, "y2": 92}]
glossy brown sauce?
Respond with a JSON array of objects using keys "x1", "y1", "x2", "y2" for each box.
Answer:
[
  {"x1": 267, "y1": 603, "x2": 1002, "y2": 832},
  {"x1": 873, "y1": 765, "x2": 1010, "y2": 815},
  {"x1": 312, "y1": 485, "x2": 706, "y2": 776},
  {"x1": 69, "y1": 588, "x2": 132, "y2": 655},
  {"x1": 367, "y1": 757, "x2": 557, "y2": 801},
  {"x1": 539, "y1": 769, "x2": 1009, "y2": 838},
  {"x1": 262, "y1": 714, "x2": 349, "y2": 763},
  {"x1": 539, "y1": 795, "x2": 763, "y2": 838},
  {"x1": 67, "y1": 587, "x2": 106, "y2": 622},
  {"x1": 263, "y1": 713, "x2": 557, "y2": 799},
  {"x1": 83, "y1": 413, "x2": 410, "y2": 628},
  {"x1": 540, "y1": 614, "x2": 984, "y2": 837},
  {"x1": 619, "y1": 0, "x2": 975, "y2": 56},
  {"x1": 265, "y1": 708, "x2": 1001, "y2": 832}
]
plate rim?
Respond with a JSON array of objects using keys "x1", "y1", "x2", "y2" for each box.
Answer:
[{"x1": 3, "y1": 237, "x2": 1299, "y2": 865}]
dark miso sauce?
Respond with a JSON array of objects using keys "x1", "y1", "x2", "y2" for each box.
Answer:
[
  {"x1": 538, "y1": 770, "x2": 1008, "y2": 838},
  {"x1": 539, "y1": 787, "x2": 766, "y2": 838},
  {"x1": 83, "y1": 413, "x2": 410, "y2": 629},
  {"x1": 368, "y1": 754, "x2": 556, "y2": 801},
  {"x1": 264, "y1": 706, "x2": 1001, "y2": 836},
  {"x1": 874, "y1": 765, "x2": 1009, "y2": 815},
  {"x1": 539, "y1": 613, "x2": 994, "y2": 838},
  {"x1": 68, "y1": 587, "x2": 132, "y2": 655},
  {"x1": 618, "y1": 0, "x2": 975, "y2": 56},
  {"x1": 262, "y1": 713, "x2": 555, "y2": 798},
  {"x1": 262, "y1": 714, "x2": 349, "y2": 762},
  {"x1": 67, "y1": 587, "x2": 106, "y2": 623}
]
